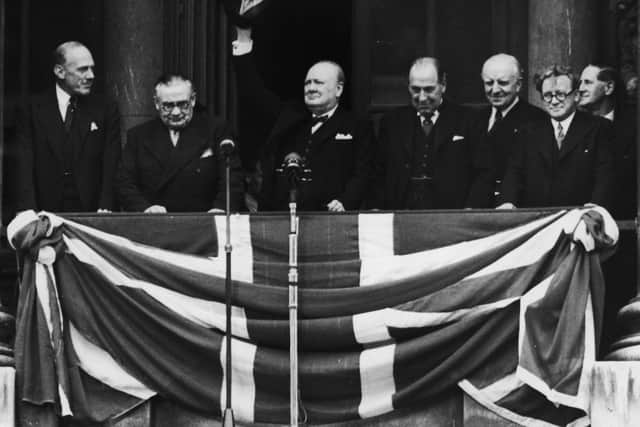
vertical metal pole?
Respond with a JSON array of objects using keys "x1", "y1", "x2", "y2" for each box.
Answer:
[
  {"x1": 223, "y1": 155, "x2": 235, "y2": 427},
  {"x1": 288, "y1": 202, "x2": 299, "y2": 427}
]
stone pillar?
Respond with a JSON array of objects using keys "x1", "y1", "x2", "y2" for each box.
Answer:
[
  {"x1": 528, "y1": 0, "x2": 598, "y2": 107},
  {"x1": 103, "y1": 0, "x2": 164, "y2": 141}
]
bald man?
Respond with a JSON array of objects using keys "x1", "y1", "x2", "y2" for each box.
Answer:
[
  {"x1": 479, "y1": 53, "x2": 546, "y2": 205},
  {"x1": 232, "y1": 27, "x2": 373, "y2": 212},
  {"x1": 371, "y1": 57, "x2": 492, "y2": 210},
  {"x1": 15, "y1": 41, "x2": 121, "y2": 213}
]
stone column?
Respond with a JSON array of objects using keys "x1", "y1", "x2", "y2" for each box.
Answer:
[
  {"x1": 103, "y1": 0, "x2": 164, "y2": 141},
  {"x1": 528, "y1": 0, "x2": 597, "y2": 107}
]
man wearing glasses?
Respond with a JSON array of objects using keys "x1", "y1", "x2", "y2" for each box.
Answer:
[
  {"x1": 370, "y1": 57, "x2": 492, "y2": 210},
  {"x1": 116, "y1": 74, "x2": 243, "y2": 213},
  {"x1": 497, "y1": 65, "x2": 614, "y2": 209}
]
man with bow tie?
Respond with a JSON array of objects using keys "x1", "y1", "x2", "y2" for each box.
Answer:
[
  {"x1": 15, "y1": 41, "x2": 121, "y2": 213},
  {"x1": 232, "y1": 27, "x2": 374, "y2": 212},
  {"x1": 497, "y1": 65, "x2": 614, "y2": 209},
  {"x1": 371, "y1": 57, "x2": 492, "y2": 210},
  {"x1": 116, "y1": 74, "x2": 243, "y2": 213}
]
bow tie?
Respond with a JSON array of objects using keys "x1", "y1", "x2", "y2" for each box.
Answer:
[{"x1": 311, "y1": 115, "x2": 329, "y2": 126}]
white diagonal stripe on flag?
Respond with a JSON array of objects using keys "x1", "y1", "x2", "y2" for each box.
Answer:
[
  {"x1": 360, "y1": 212, "x2": 563, "y2": 287},
  {"x1": 69, "y1": 324, "x2": 156, "y2": 400},
  {"x1": 63, "y1": 236, "x2": 250, "y2": 339}
]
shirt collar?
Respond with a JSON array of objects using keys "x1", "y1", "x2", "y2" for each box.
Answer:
[
  {"x1": 416, "y1": 109, "x2": 440, "y2": 124},
  {"x1": 55, "y1": 83, "x2": 72, "y2": 117},
  {"x1": 493, "y1": 96, "x2": 519, "y2": 120},
  {"x1": 551, "y1": 111, "x2": 576, "y2": 132},
  {"x1": 604, "y1": 109, "x2": 615, "y2": 121}
]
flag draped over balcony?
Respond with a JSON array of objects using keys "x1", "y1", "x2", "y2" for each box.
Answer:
[{"x1": 7, "y1": 207, "x2": 618, "y2": 426}]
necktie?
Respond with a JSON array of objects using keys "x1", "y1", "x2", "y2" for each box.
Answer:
[
  {"x1": 491, "y1": 109, "x2": 503, "y2": 131},
  {"x1": 64, "y1": 97, "x2": 77, "y2": 133},
  {"x1": 421, "y1": 113, "x2": 433, "y2": 137},
  {"x1": 556, "y1": 122, "x2": 565, "y2": 149}
]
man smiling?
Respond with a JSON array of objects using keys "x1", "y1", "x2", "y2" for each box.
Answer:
[
  {"x1": 497, "y1": 65, "x2": 614, "y2": 209},
  {"x1": 15, "y1": 41, "x2": 121, "y2": 213},
  {"x1": 479, "y1": 54, "x2": 546, "y2": 204}
]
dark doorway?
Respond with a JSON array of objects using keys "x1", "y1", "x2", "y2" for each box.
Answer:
[{"x1": 236, "y1": 0, "x2": 353, "y2": 170}]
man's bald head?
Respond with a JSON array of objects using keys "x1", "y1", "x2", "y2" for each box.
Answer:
[
  {"x1": 52, "y1": 41, "x2": 95, "y2": 96},
  {"x1": 481, "y1": 53, "x2": 523, "y2": 110}
]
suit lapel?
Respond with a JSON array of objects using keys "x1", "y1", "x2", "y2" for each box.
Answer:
[
  {"x1": 432, "y1": 103, "x2": 454, "y2": 153},
  {"x1": 558, "y1": 113, "x2": 586, "y2": 160},
  {"x1": 155, "y1": 123, "x2": 208, "y2": 191},
  {"x1": 38, "y1": 89, "x2": 66, "y2": 164},
  {"x1": 71, "y1": 98, "x2": 93, "y2": 161},
  {"x1": 310, "y1": 106, "x2": 344, "y2": 144},
  {"x1": 537, "y1": 120, "x2": 555, "y2": 166}
]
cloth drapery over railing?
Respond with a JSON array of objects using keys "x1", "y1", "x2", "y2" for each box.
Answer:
[{"x1": 7, "y1": 208, "x2": 618, "y2": 426}]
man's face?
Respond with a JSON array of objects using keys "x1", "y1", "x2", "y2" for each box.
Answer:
[
  {"x1": 482, "y1": 59, "x2": 521, "y2": 110},
  {"x1": 541, "y1": 75, "x2": 578, "y2": 121},
  {"x1": 304, "y1": 63, "x2": 343, "y2": 115},
  {"x1": 409, "y1": 64, "x2": 445, "y2": 115},
  {"x1": 578, "y1": 65, "x2": 611, "y2": 109},
  {"x1": 54, "y1": 46, "x2": 95, "y2": 96},
  {"x1": 154, "y1": 81, "x2": 196, "y2": 130}
]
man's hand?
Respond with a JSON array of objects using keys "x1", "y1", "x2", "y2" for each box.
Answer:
[
  {"x1": 235, "y1": 26, "x2": 252, "y2": 42},
  {"x1": 208, "y1": 208, "x2": 225, "y2": 214},
  {"x1": 496, "y1": 203, "x2": 516, "y2": 210},
  {"x1": 97, "y1": 209, "x2": 112, "y2": 214},
  {"x1": 327, "y1": 200, "x2": 345, "y2": 212},
  {"x1": 144, "y1": 205, "x2": 167, "y2": 214}
]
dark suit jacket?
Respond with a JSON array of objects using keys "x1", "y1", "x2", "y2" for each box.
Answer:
[
  {"x1": 498, "y1": 110, "x2": 614, "y2": 208},
  {"x1": 234, "y1": 52, "x2": 374, "y2": 211},
  {"x1": 610, "y1": 106, "x2": 637, "y2": 218},
  {"x1": 371, "y1": 102, "x2": 492, "y2": 210},
  {"x1": 116, "y1": 114, "x2": 244, "y2": 212},
  {"x1": 15, "y1": 87, "x2": 121, "y2": 212},
  {"x1": 479, "y1": 100, "x2": 547, "y2": 204}
]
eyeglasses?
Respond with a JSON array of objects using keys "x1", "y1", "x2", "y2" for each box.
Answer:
[
  {"x1": 541, "y1": 90, "x2": 575, "y2": 103},
  {"x1": 158, "y1": 100, "x2": 192, "y2": 112}
]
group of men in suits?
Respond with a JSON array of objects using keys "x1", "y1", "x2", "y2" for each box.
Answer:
[
  {"x1": 16, "y1": 41, "x2": 244, "y2": 215},
  {"x1": 15, "y1": 38, "x2": 635, "y2": 217}
]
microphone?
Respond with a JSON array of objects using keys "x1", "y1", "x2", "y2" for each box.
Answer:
[
  {"x1": 283, "y1": 152, "x2": 303, "y2": 184},
  {"x1": 219, "y1": 139, "x2": 235, "y2": 156}
]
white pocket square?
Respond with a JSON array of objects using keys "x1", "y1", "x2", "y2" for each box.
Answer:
[
  {"x1": 90, "y1": 122, "x2": 99, "y2": 131},
  {"x1": 200, "y1": 148, "x2": 214, "y2": 158},
  {"x1": 335, "y1": 133, "x2": 353, "y2": 141},
  {"x1": 452, "y1": 135, "x2": 465, "y2": 142}
]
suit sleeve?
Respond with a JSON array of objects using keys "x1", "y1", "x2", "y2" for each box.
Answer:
[
  {"x1": 338, "y1": 118, "x2": 375, "y2": 210},
  {"x1": 99, "y1": 100, "x2": 122, "y2": 210},
  {"x1": 590, "y1": 119, "x2": 615, "y2": 208},
  {"x1": 233, "y1": 52, "x2": 282, "y2": 129},
  {"x1": 465, "y1": 112, "x2": 494, "y2": 208},
  {"x1": 211, "y1": 121, "x2": 244, "y2": 211},
  {"x1": 14, "y1": 102, "x2": 38, "y2": 211},
  {"x1": 115, "y1": 129, "x2": 151, "y2": 212}
]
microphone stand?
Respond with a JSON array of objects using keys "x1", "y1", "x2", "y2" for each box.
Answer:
[
  {"x1": 288, "y1": 177, "x2": 300, "y2": 427},
  {"x1": 222, "y1": 150, "x2": 235, "y2": 427}
]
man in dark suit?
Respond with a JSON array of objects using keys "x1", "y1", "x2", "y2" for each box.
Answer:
[
  {"x1": 497, "y1": 65, "x2": 614, "y2": 209},
  {"x1": 232, "y1": 27, "x2": 373, "y2": 212},
  {"x1": 479, "y1": 54, "x2": 547, "y2": 205},
  {"x1": 579, "y1": 64, "x2": 637, "y2": 218},
  {"x1": 15, "y1": 41, "x2": 121, "y2": 213},
  {"x1": 371, "y1": 57, "x2": 492, "y2": 210},
  {"x1": 116, "y1": 74, "x2": 243, "y2": 213}
]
